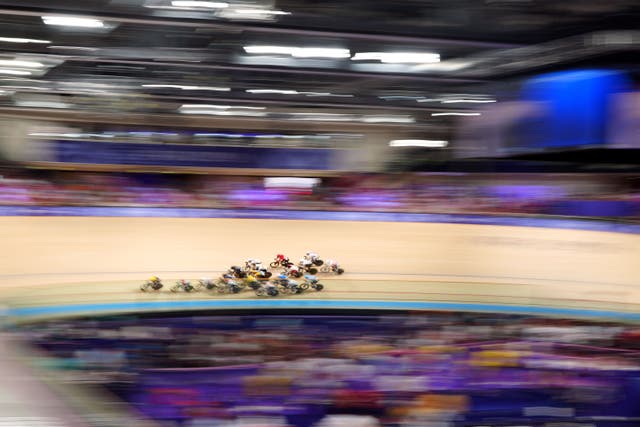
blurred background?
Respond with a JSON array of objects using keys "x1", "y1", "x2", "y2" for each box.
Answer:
[{"x1": 1, "y1": 1, "x2": 640, "y2": 426}]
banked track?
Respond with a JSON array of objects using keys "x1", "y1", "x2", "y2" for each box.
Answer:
[{"x1": 2, "y1": 216, "x2": 640, "y2": 321}]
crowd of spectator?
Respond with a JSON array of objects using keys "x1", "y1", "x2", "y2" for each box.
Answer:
[
  {"x1": 1, "y1": 169, "x2": 639, "y2": 219},
  {"x1": 22, "y1": 313, "x2": 640, "y2": 427}
]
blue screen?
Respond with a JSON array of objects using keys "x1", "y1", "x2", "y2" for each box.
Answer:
[{"x1": 521, "y1": 69, "x2": 631, "y2": 149}]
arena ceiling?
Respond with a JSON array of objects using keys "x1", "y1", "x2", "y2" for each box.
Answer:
[{"x1": 0, "y1": 0, "x2": 637, "y2": 133}]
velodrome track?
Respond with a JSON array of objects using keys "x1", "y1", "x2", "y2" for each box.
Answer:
[{"x1": 2, "y1": 216, "x2": 640, "y2": 320}]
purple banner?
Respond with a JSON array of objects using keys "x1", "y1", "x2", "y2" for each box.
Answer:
[
  {"x1": 0, "y1": 206, "x2": 639, "y2": 234},
  {"x1": 50, "y1": 140, "x2": 336, "y2": 170}
]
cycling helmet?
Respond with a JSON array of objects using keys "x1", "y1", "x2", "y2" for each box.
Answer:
[
  {"x1": 279, "y1": 274, "x2": 287, "y2": 280},
  {"x1": 223, "y1": 274, "x2": 232, "y2": 279}
]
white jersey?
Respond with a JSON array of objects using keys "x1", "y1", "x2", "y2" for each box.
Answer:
[
  {"x1": 305, "y1": 252, "x2": 319, "y2": 261},
  {"x1": 299, "y1": 258, "x2": 312, "y2": 267}
]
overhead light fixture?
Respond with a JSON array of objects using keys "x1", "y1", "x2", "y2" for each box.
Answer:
[
  {"x1": 441, "y1": 99, "x2": 496, "y2": 104},
  {"x1": 29, "y1": 132, "x2": 84, "y2": 137},
  {"x1": 431, "y1": 112, "x2": 481, "y2": 116},
  {"x1": 180, "y1": 110, "x2": 267, "y2": 117},
  {"x1": 48, "y1": 45, "x2": 98, "y2": 51},
  {"x1": 243, "y1": 45, "x2": 350, "y2": 59},
  {"x1": 0, "y1": 59, "x2": 44, "y2": 69},
  {"x1": 301, "y1": 92, "x2": 354, "y2": 97},
  {"x1": 362, "y1": 115, "x2": 415, "y2": 123},
  {"x1": 232, "y1": 8, "x2": 290, "y2": 15},
  {"x1": 179, "y1": 104, "x2": 265, "y2": 110},
  {"x1": 0, "y1": 69, "x2": 32, "y2": 75},
  {"x1": 379, "y1": 95, "x2": 425, "y2": 100},
  {"x1": 389, "y1": 139, "x2": 448, "y2": 148},
  {"x1": 42, "y1": 16, "x2": 105, "y2": 28},
  {"x1": 16, "y1": 100, "x2": 70, "y2": 109},
  {"x1": 142, "y1": 84, "x2": 230, "y2": 91},
  {"x1": 246, "y1": 88, "x2": 298, "y2": 95},
  {"x1": 352, "y1": 52, "x2": 440, "y2": 64},
  {"x1": 170, "y1": 1, "x2": 229, "y2": 8},
  {"x1": 2, "y1": 85, "x2": 47, "y2": 91},
  {"x1": 245, "y1": 89, "x2": 353, "y2": 97},
  {"x1": 0, "y1": 37, "x2": 50, "y2": 44},
  {"x1": 243, "y1": 45, "x2": 293, "y2": 55},
  {"x1": 412, "y1": 61, "x2": 473, "y2": 72}
]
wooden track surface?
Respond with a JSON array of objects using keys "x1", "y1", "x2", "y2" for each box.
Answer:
[{"x1": 2, "y1": 217, "x2": 640, "y2": 317}]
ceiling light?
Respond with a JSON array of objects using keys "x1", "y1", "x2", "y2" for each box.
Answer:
[
  {"x1": 379, "y1": 95, "x2": 425, "y2": 100},
  {"x1": 0, "y1": 60, "x2": 44, "y2": 69},
  {"x1": 412, "y1": 61, "x2": 473, "y2": 72},
  {"x1": 248, "y1": 90, "x2": 353, "y2": 97},
  {"x1": 431, "y1": 112, "x2": 481, "y2": 116},
  {"x1": 179, "y1": 104, "x2": 265, "y2": 110},
  {"x1": 301, "y1": 92, "x2": 354, "y2": 97},
  {"x1": 243, "y1": 45, "x2": 350, "y2": 59},
  {"x1": 180, "y1": 110, "x2": 267, "y2": 117},
  {"x1": 42, "y1": 16, "x2": 105, "y2": 28},
  {"x1": 171, "y1": 1, "x2": 229, "y2": 8},
  {"x1": 441, "y1": 99, "x2": 496, "y2": 104},
  {"x1": 232, "y1": 8, "x2": 290, "y2": 15},
  {"x1": 142, "y1": 84, "x2": 230, "y2": 91},
  {"x1": 16, "y1": 100, "x2": 70, "y2": 109},
  {"x1": 48, "y1": 45, "x2": 98, "y2": 51},
  {"x1": 243, "y1": 45, "x2": 294, "y2": 55},
  {"x1": 389, "y1": 139, "x2": 448, "y2": 148},
  {"x1": 0, "y1": 37, "x2": 50, "y2": 44},
  {"x1": 246, "y1": 89, "x2": 299, "y2": 95},
  {"x1": 0, "y1": 69, "x2": 32, "y2": 75},
  {"x1": 182, "y1": 86, "x2": 230, "y2": 91},
  {"x1": 2, "y1": 85, "x2": 47, "y2": 90},
  {"x1": 352, "y1": 52, "x2": 440, "y2": 64},
  {"x1": 362, "y1": 115, "x2": 415, "y2": 123}
]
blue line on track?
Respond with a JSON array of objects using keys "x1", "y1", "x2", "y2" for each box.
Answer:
[{"x1": 8, "y1": 299, "x2": 640, "y2": 321}]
